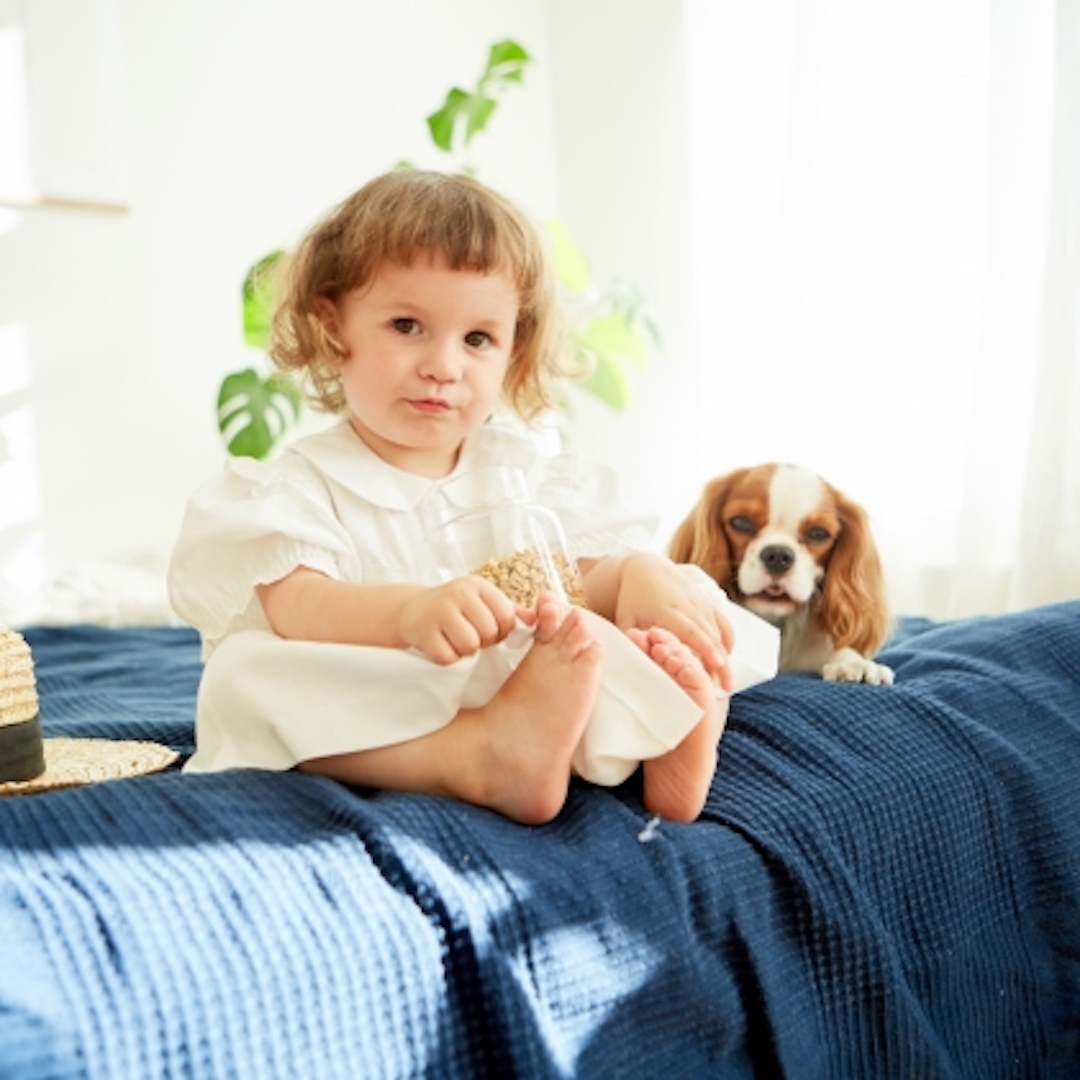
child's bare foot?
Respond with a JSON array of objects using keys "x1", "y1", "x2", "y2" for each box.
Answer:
[
  {"x1": 627, "y1": 626, "x2": 728, "y2": 824},
  {"x1": 299, "y1": 595, "x2": 601, "y2": 824},
  {"x1": 459, "y1": 594, "x2": 602, "y2": 823}
]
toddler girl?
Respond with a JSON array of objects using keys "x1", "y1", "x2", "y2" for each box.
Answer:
[{"x1": 169, "y1": 170, "x2": 774, "y2": 825}]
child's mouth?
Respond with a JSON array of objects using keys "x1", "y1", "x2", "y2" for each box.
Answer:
[{"x1": 409, "y1": 398, "x2": 450, "y2": 414}]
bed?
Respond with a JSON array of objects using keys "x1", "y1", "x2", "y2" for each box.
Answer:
[{"x1": 2, "y1": 601, "x2": 1079, "y2": 1078}]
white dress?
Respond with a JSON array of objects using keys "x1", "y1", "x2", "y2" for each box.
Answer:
[{"x1": 168, "y1": 420, "x2": 778, "y2": 784}]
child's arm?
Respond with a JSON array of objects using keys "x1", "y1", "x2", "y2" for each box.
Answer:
[
  {"x1": 579, "y1": 552, "x2": 735, "y2": 691},
  {"x1": 257, "y1": 567, "x2": 529, "y2": 665}
]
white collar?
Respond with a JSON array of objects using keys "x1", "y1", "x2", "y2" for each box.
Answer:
[{"x1": 284, "y1": 420, "x2": 542, "y2": 511}]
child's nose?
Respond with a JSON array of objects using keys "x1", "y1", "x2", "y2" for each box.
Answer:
[{"x1": 421, "y1": 338, "x2": 463, "y2": 381}]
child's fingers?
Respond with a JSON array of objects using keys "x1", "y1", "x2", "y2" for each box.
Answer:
[
  {"x1": 672, "y1": 620, "x2": 732, "y2": 691},
  {"x1": 694, "y1": 607, "x2": 736, "y2": 685},
  {"x1": 716, "y1": 610, "x2": 736, "y2": 655},
  {"x1": 697, "y1": 643, "x2": 733, "y2": 692},
  {"x1": 468, "y1": 579, "x2": 525, "y2": 639}
]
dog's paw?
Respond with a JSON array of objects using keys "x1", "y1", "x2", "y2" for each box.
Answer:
[{"x1": 822, "y1": 649, "x2": 895, "y2": 685}]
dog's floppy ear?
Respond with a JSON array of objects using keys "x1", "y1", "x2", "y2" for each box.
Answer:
[
  {"x1": 817, "y1": 488, "x2": 892, "y2": 655},
  {"x1": 668, "y1": 471, "x2": 744, "y2": 591}
]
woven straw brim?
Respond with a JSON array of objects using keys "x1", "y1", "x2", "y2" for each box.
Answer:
[
  {"x1": 0, "y1": 630, "x2": 37, "y2": 726},
  {"x1": 0, "y1": 737, "x2": 178, "y2": 796}
]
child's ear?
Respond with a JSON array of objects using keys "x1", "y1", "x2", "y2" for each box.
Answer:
[
  {"x1": 311, "y1": 296, "x2": 340, "y2": 335},
  {"x1": 309, "y1": 297, "x2": 348, "y2": 362}
]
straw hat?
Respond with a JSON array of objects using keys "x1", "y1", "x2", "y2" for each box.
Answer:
[{"x1": 0, "y1": 627, "x2": 178, "y2": 796}]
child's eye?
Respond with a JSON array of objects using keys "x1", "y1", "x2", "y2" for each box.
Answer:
[
  {"x1": 392, "y1": 318, "x2": 419, "y2": 335},
  {"x1": 465, "y1": 330, "x2": 492, "y2": 348}
]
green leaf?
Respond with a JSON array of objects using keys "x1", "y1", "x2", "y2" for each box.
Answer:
[
  {"x1": 575, "y1": 349, "x2": 633, "y2": 412},
  {"x1": 242, "y1": 250, "x2": 287, "y2": 350},
  {"x1": 426, "y1": 87, "x2": 469, "y2": 152},
  {"x1": 483, "y1": 40, "x2": 530, "y2": 84},
  {"x1": 427, "y1": 41, "x2": 531, "y2": 157},
  {"x1": 572, "y1": 312, "x2": 650, "y2": 412},
  {"x1": 604, "y1": 277, "x2": 663, "y2": 353},
  {"x1": 546, "y1": 219, "x2": 593, "y2": 294},
  {"x1": 217, "y1": 368, "x2": 302, "y2": 459},
  {"x1": 463, "y1": 95, "x2": 498, "y2": 145},
  {"x1": 428, "y1": 89, "x2": 499, "y2": 153},
  {"x1": 580, "y1": 312, "x2": 648, "y2": 372}
]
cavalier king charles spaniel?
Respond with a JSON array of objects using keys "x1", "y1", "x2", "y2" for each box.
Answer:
[{"x1": 669, "y1": 463, "x2": 894, "y2": 684}]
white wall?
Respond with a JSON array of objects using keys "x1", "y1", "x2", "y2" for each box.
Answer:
[
  {"x1": 5, "y1": 1, "x2": 1056, "y2": 626},
  {"x1": 548, "y1": 0, "x2": 699, "y2": 545},
  {"x1": 1, "y1": 0, "x2": 570, "y2": 620}
]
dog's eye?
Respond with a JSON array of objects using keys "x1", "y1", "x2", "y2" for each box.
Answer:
[
  {"x1": 805, "y1": 526, "x2": 832, "y2": 543},
  {"x1": 729, "y1": 516, "x2": 756, "y2": 534}
]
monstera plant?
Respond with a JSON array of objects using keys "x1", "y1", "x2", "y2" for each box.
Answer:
[{"x1": 218, "y1": 40, "x2": 658, "y2": 460}]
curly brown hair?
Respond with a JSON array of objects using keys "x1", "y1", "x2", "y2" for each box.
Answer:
[{"x1": 268, "y1": 170, "x2": 574, "y2": 424}]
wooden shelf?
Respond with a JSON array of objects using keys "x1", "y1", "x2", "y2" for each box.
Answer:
[{"x1": 0, "y1": 193, "x2": 128, "y2": 214}]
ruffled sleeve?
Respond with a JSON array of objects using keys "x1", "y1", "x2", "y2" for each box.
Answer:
[
  {"x1": 168, "y1": 453, "x2": 359, "y2": 652},
  {"x1": 533, "y1": 449, "x2": 659, "y2": 560}
]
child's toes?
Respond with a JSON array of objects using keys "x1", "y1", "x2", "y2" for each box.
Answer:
[
  {"x1": 532, "y1": 594, "x2": 566, "y2": 644},
  {"x1": 555, "y1": 609, "x2": 598, "y2": 660}
]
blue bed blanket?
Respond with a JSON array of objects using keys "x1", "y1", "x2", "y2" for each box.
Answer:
[{"x1": 2, "y1": 603, "x2": 1079, "y2": 1078}]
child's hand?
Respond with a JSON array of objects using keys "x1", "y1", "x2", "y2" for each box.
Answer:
[
  {"x1": 398, "y1": 576, "x2": 529, "y2": 664},
  {"x1": 612, "y1": 553, "x2": 735, "y2": 691}
]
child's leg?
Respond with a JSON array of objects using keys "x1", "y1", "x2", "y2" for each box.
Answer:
[
  {"x1": 626, "y1": 626, "x2": 729, "y2": 824},
  {"x1": 298, "y1": 596, "x2": 602, "y2": 825}
]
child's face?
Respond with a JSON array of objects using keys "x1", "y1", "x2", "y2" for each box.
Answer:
[{"x1": 316, "y1": 253, "x2": 519, "y2": 477}]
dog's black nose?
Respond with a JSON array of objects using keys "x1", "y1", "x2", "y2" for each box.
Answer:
[{"x1": 760, "y1": 544, "x2": 796, "y2": 576}]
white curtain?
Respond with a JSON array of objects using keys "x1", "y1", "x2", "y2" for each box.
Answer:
[{"x1": 684, "y1": 0, "x2": 1079, "y2": 619}]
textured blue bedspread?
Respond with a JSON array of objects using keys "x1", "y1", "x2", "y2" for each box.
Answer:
[{"x1": 2, "y1": 604, "x2": 1079, "y2": 1079}]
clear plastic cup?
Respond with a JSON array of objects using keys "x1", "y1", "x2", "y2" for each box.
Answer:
[{"x1": 421, "y1": 466, "x2": 587, "y2": 608}]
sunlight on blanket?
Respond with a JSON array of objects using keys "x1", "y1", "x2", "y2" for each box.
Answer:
[
  {"x1": 393, "y1": 827, "x2": 661, "y2": 1066},
  {"x1": 511, "y1": 922, "x2": 659, "y2": 1071}
]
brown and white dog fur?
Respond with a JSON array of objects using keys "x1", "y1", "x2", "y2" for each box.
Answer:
[{"x1": 670, "y1": 464, "x2": 894, "y2": 684}]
